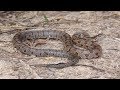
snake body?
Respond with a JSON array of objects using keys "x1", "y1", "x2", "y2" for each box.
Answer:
[{"x1": 12, "y1": 30, "x2": 102, "y2": 69}]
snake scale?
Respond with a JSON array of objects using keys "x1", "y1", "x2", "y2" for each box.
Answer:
[{"x1": 12, "y1": 30, "x2": 102, "y2": 69}]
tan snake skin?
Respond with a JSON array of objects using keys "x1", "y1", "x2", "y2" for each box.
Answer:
[{"x1": 12, "y1": 30, "x2": 102, "y2": 69}]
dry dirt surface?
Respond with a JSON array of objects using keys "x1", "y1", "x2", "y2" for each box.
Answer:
[{"x1": 0, "y1": 11, "x2": 120, "y2": 79}]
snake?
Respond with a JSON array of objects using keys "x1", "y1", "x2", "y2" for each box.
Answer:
[{"x1": 12, "y1": 30, "x2": 102, "y2": 69}]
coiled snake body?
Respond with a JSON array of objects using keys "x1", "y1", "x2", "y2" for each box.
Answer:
[{"x1": 12, "y1": 30, "x2": 102, "y2": 69}]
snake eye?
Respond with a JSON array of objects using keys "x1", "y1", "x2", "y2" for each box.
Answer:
[
  {"x1": 31, "y1": 51, "x2": 33, "y2": 54},
  {"x1": 95, "y1": 52, "x2": 99, "y2": 56},
  {"x1": 23, "y1": 49, "x2": 26, "y2": 53},
  {"x1": 77, "y1": 41, "x2": 80, "y2": 43}
]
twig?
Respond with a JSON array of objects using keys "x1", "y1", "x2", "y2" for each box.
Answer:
[
  {"x1": 72, "y1": 64, "x2": 105, "y2": 72},
  {"x1": 106, "y1": 49, "x2": 120, "y2": 52},
  {"x1": 0, "y1": 29, "x2": 22, "y2": 34}
]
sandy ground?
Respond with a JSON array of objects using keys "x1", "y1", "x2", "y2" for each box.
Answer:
[{"x1": 0, "y1": 11, "x2": 120, "y2": 79}]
